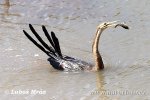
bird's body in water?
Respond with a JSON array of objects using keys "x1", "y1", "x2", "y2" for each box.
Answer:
[{"x1": 23, "y1": 21, "x2": 129, "y2": 71}]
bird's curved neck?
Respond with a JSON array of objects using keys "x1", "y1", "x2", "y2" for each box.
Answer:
[{"x1": 92, "y1": 28, "x2": 104, "y2": 70}]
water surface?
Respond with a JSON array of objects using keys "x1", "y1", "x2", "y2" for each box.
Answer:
[{"x1": 0, "y1": 0, "x2": 150, "y2": 100}]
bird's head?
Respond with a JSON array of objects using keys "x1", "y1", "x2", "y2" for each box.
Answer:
[{"x1": 97, "y1": 21, "x2": 129, "y2": 31}]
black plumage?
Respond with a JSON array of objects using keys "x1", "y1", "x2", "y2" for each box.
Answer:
[{"x1": 23, "y1": 24, "x2": 92, "y2": 71}]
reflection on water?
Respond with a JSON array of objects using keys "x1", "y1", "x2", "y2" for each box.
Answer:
[
  {"x1": 2, "y1": 0, "x2": 10, "y2": 16},
  {"x1": 95, "y1": 72, "x2": 109, "y2": 100},
  {"x1": 0, "y1": 0, "x2": 150, "y2": 100}
]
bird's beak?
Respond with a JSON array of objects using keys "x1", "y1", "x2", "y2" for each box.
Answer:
[{"x1": 107, "y1": 21, "x2": 129, "y2": 29}]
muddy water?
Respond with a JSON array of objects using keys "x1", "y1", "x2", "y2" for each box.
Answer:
[{"x1": 0, "y1": 0, "x2": 150, "y2": 100}]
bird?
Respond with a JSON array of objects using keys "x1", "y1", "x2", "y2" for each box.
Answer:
[{"x1": 23, "y1": 21, "x2": 129, "y2": 71}]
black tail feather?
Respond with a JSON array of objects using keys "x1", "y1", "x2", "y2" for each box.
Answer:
[
  {"x1": 29, "y1": 24, "x2": 55, "y2": 55},
  {"x1": 23, "y1": 24, "x2": 63, "y2": 59},
  {"x1": 42, "y1": 25, "x2": 55, "y2": 50},
  {"x1": 51, "y1": 31, "x2": 62, "y2": 57},
  {"x1": 23, "y1": 30, "x2": 52, "y2": 57},
  {"x1": 42, "y1": 25, "x2": 63, "y2": 58}
]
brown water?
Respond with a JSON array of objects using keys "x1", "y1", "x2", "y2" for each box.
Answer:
[{"x1": 0, "y1": 0, "x2": 150, "y2": 100}]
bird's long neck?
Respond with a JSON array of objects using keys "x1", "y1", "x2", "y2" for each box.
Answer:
[{"x1": 92, "y1": 28, "x2": 104, "y2": 70}]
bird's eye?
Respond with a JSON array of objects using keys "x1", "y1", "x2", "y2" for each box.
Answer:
[
  {"x1": 104, "y1": 23, "x2": 107, "y2": 25},
  {"x1": 104, "y1": 23, "x2": 108, "y2": 27}
]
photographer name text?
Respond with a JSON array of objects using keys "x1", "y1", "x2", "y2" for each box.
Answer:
[{"x1": 5, "y1": 89, "x2": 46, "y2": 95}]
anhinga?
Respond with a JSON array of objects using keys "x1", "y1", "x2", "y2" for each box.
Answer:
[{"x1": 23, "y1": 21, "x2": 129, "y2": 71}]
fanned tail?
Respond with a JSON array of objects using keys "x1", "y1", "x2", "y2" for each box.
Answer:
[
  {"x1": 23, "y1": 24, "x2": 63, "y2": 59},
  {"x1": 23, "y1": 30, "x2": 52, "y2": 57},
  {"x1": 51, "y1": 31, "x2": 62, "y2": 57},
  {"x1": 42, "y1": 26, "x2": 62, "y2": 58}
]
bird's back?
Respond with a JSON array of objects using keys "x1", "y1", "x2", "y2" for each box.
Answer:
[{"x1": 48, "y1": 56, "x2": 93, "y2": 71}]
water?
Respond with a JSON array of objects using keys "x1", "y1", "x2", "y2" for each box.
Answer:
[{"x1": 0, "y1": 0, "x2": 150, "y2": 100}]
